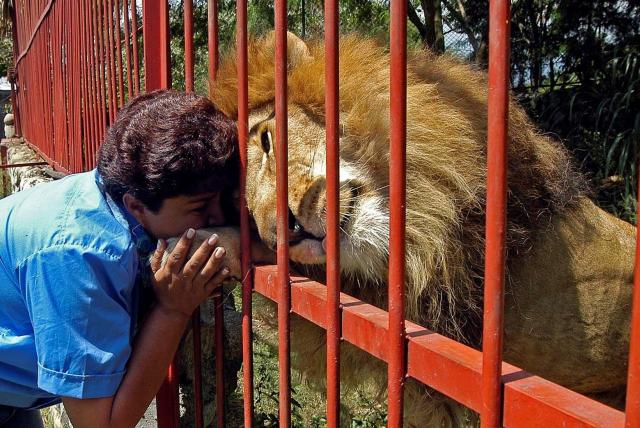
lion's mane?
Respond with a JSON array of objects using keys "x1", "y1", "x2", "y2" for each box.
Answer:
[{"x1": 210, "y1": 35, "x2": 587, "y2": 345}]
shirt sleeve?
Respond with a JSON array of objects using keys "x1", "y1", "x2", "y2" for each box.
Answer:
[{"x1": 16, "y1": 244, "x2": 138, "y2": 399}]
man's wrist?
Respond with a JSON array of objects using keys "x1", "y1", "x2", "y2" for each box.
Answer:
[{"x1": 155, "y1": 303, "x2": 192, "y2": 324}]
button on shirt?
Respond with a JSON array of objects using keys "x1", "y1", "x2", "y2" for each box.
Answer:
[{"x1": 0, "y1": 170, "x2": 155, "y2": 409}]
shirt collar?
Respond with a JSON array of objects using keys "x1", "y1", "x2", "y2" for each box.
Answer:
[{"x1": 94, "y1": 170, "x2": 157, "y2": 258}]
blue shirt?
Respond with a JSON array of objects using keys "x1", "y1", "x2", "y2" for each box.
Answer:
[{"x1": 0, "y1": 170, "x2": 155, "y2": 409}]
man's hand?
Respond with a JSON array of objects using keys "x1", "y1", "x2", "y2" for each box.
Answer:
[{"x1": 149, "y1": 228, "x2": 229, "y2": 318}]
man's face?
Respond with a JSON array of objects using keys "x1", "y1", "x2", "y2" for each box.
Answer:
[{"x1": 139, "y1": 192, "x2": 225, "y2": 239}]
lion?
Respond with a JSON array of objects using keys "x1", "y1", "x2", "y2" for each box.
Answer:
[{"x1": 194, "y1": 33, "x2": 635, "y2": 426}]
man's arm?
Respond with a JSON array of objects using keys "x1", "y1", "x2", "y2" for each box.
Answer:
[
  {"x1": 62, "y1": 306, "x2": 189, "y2": 427},
  {"x1": 63, "y1": 229, "x2": 229, "y2": 428}
]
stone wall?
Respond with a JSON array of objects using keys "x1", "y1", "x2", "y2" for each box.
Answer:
[{"x1": 0, "y1": 138, "x2": 57, "y2": 197}]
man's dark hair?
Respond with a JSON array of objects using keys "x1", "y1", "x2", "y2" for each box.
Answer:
[{"x1": 97, "y1": 89, "x2": 239, "y2": 212}]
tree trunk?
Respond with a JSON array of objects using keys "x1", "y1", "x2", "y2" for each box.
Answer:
[{"x1": 422, "y1": 0, "x2": 445, "y2": 53}]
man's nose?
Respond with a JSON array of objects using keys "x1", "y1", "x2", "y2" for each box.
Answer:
[{"x1": 207, "y1": 200, "x2": 225, "y2": 226}]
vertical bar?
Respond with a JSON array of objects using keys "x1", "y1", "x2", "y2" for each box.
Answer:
[
  {"x1": 114, "y1": 0, "x2": 125, "y2": 107},
  {"x1": 105, "y1": 0, "x2": 116, "y2": 121},
  {"x1": 142, "y1": 2, "x2": 175, "y2": 427},
  {"x1": 192, "y1": 312, "x2": 204, "y2": 428},
  {"x1": 143, "y1": 0, "x2": 171, "y2": 91},
  {"x1": 324, "y1": 0, "x2": 340, "y2": 426},
  {"x1": 481, "y1": 0, "x2": 511, "y2": 427},
  {"x1": 9, "y1": 6, "x2": 21, "y2": 137},
  {"x1": 214, "y1": 294, "x2": 225, "y2": 428},
  {"x1": 236, "y1": 0, "x2": 254, "y2": 426},
  {"x1": 208, "y1": 0, "x2": 219, "y2": 81},
  {"x1": 274, "y1": 2, "x2": 291, "y2": 426},
  {"x1": 123, "y1": 0, "x2": 133, "y2": 100},
  {"x1": 95, "y1": 0, "x2": 108, "y2": 135},
  {"x1": 80, "y1": 0, "x2": 91, "y2": 170},
  {"x1": 388, "y1": 0, "x2": 407, "y2": 427},
  {"x1": 184, "y1": 0, "x2": 194, "y2": 92},
  {"x1": 625, "y1": 171, "x2": 640, "y2": 427},
  {"x1": 206, "y1": 5, "x2": 226, "y2": 425},
  {"x1": 88, "y1": 0, "x2": 102, "y2": 160},
  {"x1": 184, "y1": 1, "x2": 201, "y2": 420},
  {"x1": 131, "y1": 0, "x2": 140, "y2": 95},
  {"x1": 0, "y1": 144, "x2": 7, "y2": 194}
]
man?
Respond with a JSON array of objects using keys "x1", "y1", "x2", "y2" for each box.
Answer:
[{"x1": 0, "y1": 89, "x2": 239, "y2": 427}]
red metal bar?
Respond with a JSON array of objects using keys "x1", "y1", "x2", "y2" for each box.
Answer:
[
  {"x1": 0, "y1": 146, "x2": 8, "y2": 195},
  {"x1": 625, "y1": 170, "x2": 640, "y2": 426},
  {"x1": 87, "y1": 0, "x2": 101, "y2": 164},
  {"x1": 142, "y1": 2, "x2": 176, "y2": 426},
  {"x1": 0, "y1": 161, "x2": 48, "y2": 169},
  {"x1": 236, "y1": 0, "x2": 254, "y2": 425},
  {"x1": 114, "y1": 0, "x2": 125, "y2": 107},
  {"x1": 14, "y1": 0, "x2": 55, "y2": 67},
  {"x1": 80, "y1": 0, "x2": 90, "y2": 170},
  {"x1": 253, "y1": 265, "x2": 626, "y2": 427},
  {"x1": 192, "y1": 311, "x2": 204, "y2": 428},
  {"x1": 214, "y1": 294, "x2": 225, "y2": 428},
  {"x1": 143, "y1": 0, "x2": 171, "y2": 91},
  {"x1": 388, "y1": 0, "x2": 408, "y2": 426},
  {"x1": 95, "y1": 0, "x2": 109, "y2": 135},
  {"x1": 185, "y1": 0, "x2": 201, "y2": 416},
  {"x1": 131, "y1": 0, "x2": 140, "y2": 96},
  {"x1": 481, "y1": 1, "x2": 511, "y2": 427},
  {"x1": 274, "y1": 2, "x2": 291, "y2": 426},
  {"x1": 52, "y1": 0, "x2": 66, "y2": 168},
  {"x1": 324, "y1": 0, "x2": 341, "y2": 426},
  {"x1": 184, "y1": 0, "x2": 194, "y2": 92},
  {"x1": 122, "y1": 0, "x2": 133, "y2": 100},
  {"x1": 208, "y1": 0, "x2": 219, "y2": 81},
  {"x1": 9, "y1": 6, "x2": 21, "y2": 137},
  {"x1": 105, "y1": 0, "x2": 116, "y2": 122}
]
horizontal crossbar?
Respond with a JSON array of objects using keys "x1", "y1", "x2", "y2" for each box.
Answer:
[{"x1": 253, "y1": 265, "x2": 624, "y2": 427}]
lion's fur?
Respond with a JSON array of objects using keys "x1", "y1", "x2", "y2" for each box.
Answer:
[
  {"x1": 208, "y1": 33, "x2": 634, "y2": 425},
  {"x1": 211, "y1": 34, "x2": 586, "y2": 343}
]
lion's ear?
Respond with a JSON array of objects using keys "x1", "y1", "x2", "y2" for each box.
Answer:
[{"x1": 263, "y1": 30, "x2": 313, "y2": 70}]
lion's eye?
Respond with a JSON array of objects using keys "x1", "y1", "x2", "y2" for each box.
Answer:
[{"x1": 261, "y1": 129, "x2": 272, "y2": 155}]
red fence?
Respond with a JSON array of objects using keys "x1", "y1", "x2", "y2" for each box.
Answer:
[{"x1": 9, "y1": 1, "x2": 640, "y2": 427}]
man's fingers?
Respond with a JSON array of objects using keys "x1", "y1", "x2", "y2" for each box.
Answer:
[
  {"x1": 164, "y1": 228, "x2": 196, "y2": 274},
  {"x1": 204, "y1": 266, "x2": 230, "y2": 295},
  {"x1": 195, "y1": 246, "x2": 226, "y2": 285},
  {"x1": 150, "y1": 239, "x2": 167, "y2": 273},
  {"x1": 182, "y1": 234, "x2": 219, "y2": 279}
]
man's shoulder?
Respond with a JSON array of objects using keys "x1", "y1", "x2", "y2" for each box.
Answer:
[{"x1": 2, "y1": 171, "x2": 135, "y2": 267}]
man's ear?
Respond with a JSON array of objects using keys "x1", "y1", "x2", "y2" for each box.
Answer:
[{"x1": 122, "y1": 193, "x2": 147, "y2": 224}]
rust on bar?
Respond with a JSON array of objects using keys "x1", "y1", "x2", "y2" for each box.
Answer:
[
  {"x1": 324, "y1": 0, "x2": 341, "y2": 426},
  {"x1": 481, "y1": 0, "x2": 511, "y2": 427},
  {"x1": 388, "y1": 0, "x2": 408, "y2": 426}
]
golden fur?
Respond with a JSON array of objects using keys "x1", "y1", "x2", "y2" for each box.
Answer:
[{"x1": 207, "y1": 33, "x2": 634, "y2": 425}]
